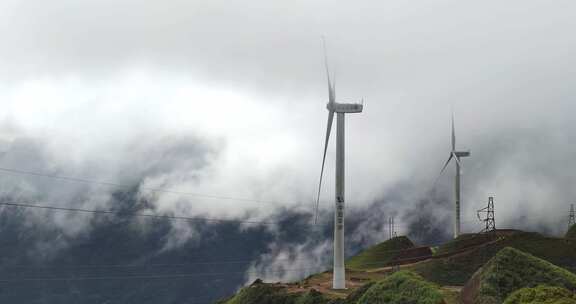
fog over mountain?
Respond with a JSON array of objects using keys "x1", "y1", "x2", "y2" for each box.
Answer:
[{"x1": 0, "y1": 0, "x2": 575, "y2": 302}]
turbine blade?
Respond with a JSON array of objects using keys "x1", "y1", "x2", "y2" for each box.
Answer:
[
  {"x1": 315, "y1": 110, "x2": 335, "y2": 224},
  {"x1": 332, "y1": 70, "x2": 336, "y2": 101},
  {"x1": 433, "y1": 154, "x2": 453, "y2": 187},
  {"x1": 440, "y1": 153, "x2": 453, "y2": 176},
  {"x1": 453, "y1": 153, "x2": 463, "y2": 175},
  {"x1": 322, "y1": 37, "x2": 335, "y2": 104},
  {"x1": 453, "y1": 152, "x2": 462, "y2": 167}
]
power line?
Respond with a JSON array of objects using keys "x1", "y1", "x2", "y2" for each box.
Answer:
[
  {"x1": 0, "y1": 254, "x2": 427, "y2": 283},
  {"x1": 0, "y1": 196, "x2": 491, "y2": 260},
  {"x1": 0, "y1": 235, "x2": 489, "y2": 272},
  {"x1": 0, "y1": 166, "x2": 288, "y2": 206},
  {"x1": 0, "y1": 167, "x2": 494, "y2": 228},
  {"x1": 0, "y1": 200, "x2": 422, "y2": 254},
  {"x1": 0, "y1": 267, "x2": 321, "y2": 283},
  {"x1": 0, "y1": 245, "x2": 441, "y2": 271},
  {"x1": 0, "y1": 200, "x2": 419, "y2": 230},
  {"x1": 0, "y1": 243, "x2": 438, "y2": 270},
  {"x1": 0, "y1": 249, "x2": 463, "y2": 304},
  {"x1": 0, "y1": 199, "x2": 481, "y2": 239},
  {"x1": 0, "y1": 237, "x2": 505, "y2": 304},
  {"x1": 0, "y1": 201, "x2": 279, "y2": 226},
  {"x1": 0, "y1": 257, "x2": 310, "y2": 270},
  {"x1": 0, "y1": 201, "x2": 493, "y2": 260},
  {"x1": 0, "y1": 243, "x2": 491, "y2": 284}
]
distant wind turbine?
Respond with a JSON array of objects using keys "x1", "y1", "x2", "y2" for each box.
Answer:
[
  {"x1": 314, "y1": 40, "x2": 363, "y2": 290},
  {"x1": 436, "y1": 112, "x2": 470, "y2": 238}
]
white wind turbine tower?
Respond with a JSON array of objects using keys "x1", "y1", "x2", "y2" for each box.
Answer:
[
  {"x1": 314, "y1": 41, "x2": 363, "y2": 290},
  {"x1": 436, "y1": 112, "x2": 470, "y2": 238}
]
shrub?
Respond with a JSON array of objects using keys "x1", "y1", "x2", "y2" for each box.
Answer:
[
  {"x1": 504, "y1": 285, "x2": 576, "y2": 304},
  {"x1": 356, "y1": 271, "x2": 444, "y2": 304}
]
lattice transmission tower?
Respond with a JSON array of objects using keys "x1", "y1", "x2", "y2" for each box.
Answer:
[{"x1": 477, "y1": 196, "x2": 496, "y2": 234}]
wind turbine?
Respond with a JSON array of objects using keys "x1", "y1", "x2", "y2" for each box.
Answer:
[
  {"x1": 436, "y1": 113, "x2": 470, "y2": 238},
  {"x1": 314, "y1": 41, "x2": 363, "y2": 290}
]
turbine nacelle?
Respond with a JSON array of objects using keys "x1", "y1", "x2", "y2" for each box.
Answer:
[
  {"x1": 327, "y1": 102, "x2": 364, "y2": 113},
  {"x1": 453, "y1": 151, "x2": 471, "y2": 158}
]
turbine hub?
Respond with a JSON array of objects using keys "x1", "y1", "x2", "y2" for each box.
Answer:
[{"x1": 332, "y1": 102, "x2": 363, "y2": 113}]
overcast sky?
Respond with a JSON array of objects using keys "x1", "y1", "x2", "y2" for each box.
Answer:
[{"x1": 1, "y1": 0, "x2": 576, "y2": 237}]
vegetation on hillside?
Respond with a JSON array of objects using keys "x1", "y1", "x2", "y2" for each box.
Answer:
[
  {"x1": 339, "y1": 281, "x2": 376, "y2": 304},
  {"x1": 464, "y1": 247, "x2": 576, "y2": 304},
  {"x1": 503, "y1": 285, "x2": 576, "y2": 304},
  {"x1": 435, "y1": 233, "x2": 494, "y2": 256},
  {"x1": 221, "y1": 271, "x2": 450, "y2": 304},
  {"x1": 356, "y1": 271, "x2": 444, "y2": 304},
  {"x1": 217, "y1": 282, "x2": 333, "y2": 304},
  {"x1": 216, "y1": 283, "x2": 295, "y2": 304},
  {"x1": 410, "y1": 232, "x2": 576, "y2": 286},
  {"x1": 346, "y1": 236, "x2": 415, "y2": 270}
]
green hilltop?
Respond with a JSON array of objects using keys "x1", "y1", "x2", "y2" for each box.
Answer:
[
  {"x1": 345, "y1": 236, "x2": 416, "y2": 270},
  {"x1": 461, "y1": 247, "x2": 576, "y2": 304},
  {"x1": 216, "y1": 282, "x2": 333, "y2": 304}
]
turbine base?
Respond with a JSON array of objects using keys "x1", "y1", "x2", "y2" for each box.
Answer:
[{"x1": 332, "y1": 266, "x2": 346, "y2": 289}]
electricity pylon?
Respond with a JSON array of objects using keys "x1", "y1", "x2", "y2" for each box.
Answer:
[{"x1": 477, "y1": 197, "x2": 496, "y2": 234}]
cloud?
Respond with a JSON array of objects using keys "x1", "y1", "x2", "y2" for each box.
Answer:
[{"x1": 0, "y1": 1, "x2": 575, "y2": 291}]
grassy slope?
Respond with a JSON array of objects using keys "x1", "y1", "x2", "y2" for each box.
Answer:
[
  {"x1": 346, "y1": 236, "x2": 414, "y2": 270},
  {"x1": 567, "y1": 224, "x2": 576, "y2": 239},
  {"x1": 340, "y1": 282, "x2": 376, "y2": 304},
  {"x1": 466, "y1": 247, "x2": 576, "y2": 304},
  {"x1": 218, "y1": 283, "x2": 333, "y2": 304},
  {"x1": 441, "y1": 288, "x2": 460, "y2": 304},
  {"x1": 503, "y1": 285, "x2": 576, "y2": 304},
  {"x1": 222, "y1": 271, "x2": 455, "y2": 304},
  {"x1": 355, "y1": 271, "x2": 444, "y2": 304},
  {"x1": 409, "y1": 232, "x2": 576, "y2": 286},
  {"x1": 217, "y1": 284, "x2": 295, "y2": 304},
  {"x1": 435, "y1": 233, "x2": 494, "y2": 256}
]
